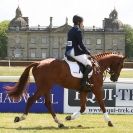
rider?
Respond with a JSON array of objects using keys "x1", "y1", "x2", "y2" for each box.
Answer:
[{"x1": 65, "y1": 15, "x2": 93, "y2": 91}]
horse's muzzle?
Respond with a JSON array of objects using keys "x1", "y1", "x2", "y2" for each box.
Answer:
[{"x1": 110, "y1": 74, "x2": 118, "y2": 82}]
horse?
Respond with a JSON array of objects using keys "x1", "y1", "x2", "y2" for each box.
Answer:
[{"x1": 5, "y1": 52, "x2": 126, "y2": 128}]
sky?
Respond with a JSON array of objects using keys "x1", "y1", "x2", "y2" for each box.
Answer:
[{"x1": 0, "y1": 0, "x2": 133, "y2": 28}]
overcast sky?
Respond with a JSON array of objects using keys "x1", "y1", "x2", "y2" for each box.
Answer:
[{"x1": 0, "y1": 0, "x2": 133, "y2": 27}]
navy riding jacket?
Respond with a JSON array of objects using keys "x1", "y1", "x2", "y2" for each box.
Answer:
[{"x1": 65, "y1": 26, "x2": 90, "y2": 56}]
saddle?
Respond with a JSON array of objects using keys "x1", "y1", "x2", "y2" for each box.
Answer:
[{"x1": 64, "y1": 55, "x2": 93, "y2": 78}]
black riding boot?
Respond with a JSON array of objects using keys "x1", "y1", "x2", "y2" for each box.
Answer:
[{"x1": 80, "y1": 65, "x2": 93, "y2": 91}]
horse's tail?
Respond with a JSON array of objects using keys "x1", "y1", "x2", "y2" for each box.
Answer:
[{"x1": 5, "y1": 62, "x2": 39, "y2": 99}]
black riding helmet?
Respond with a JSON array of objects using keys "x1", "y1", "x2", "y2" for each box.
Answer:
[{"x1": 73, "y1": 15, "x2": 83, "y2": 25}]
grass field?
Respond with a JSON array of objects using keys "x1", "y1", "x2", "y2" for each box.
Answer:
[
  {"x1": 0, "y1": 66, "x2": 25, "y2": 76},
  {"x1": 0, "y1": 113, "x2": 133, "y2": 133},
  {"x1": 0, "y1": 66, "x2": 133, "y2": 78}
]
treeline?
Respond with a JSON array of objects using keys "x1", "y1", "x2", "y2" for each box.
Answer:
[
  {"x1": 123, "y1": 24, "x2": 133, "y2": 58},
  {"x1": 0, "y1": 20, "x2": 9, "y2": 59}
]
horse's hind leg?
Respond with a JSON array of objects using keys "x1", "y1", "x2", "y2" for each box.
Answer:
[
  {"x1": 93, "y1": 87, "x2": 113, "y2": 127},
  {"x1": 44, "y1": 92, "x2": 64, "y2": 128},
  {"x1": 14, "y1": 90, "x2": 41, "y2": 123}
]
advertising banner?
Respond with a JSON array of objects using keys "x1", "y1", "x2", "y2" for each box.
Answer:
[
  {"x1": 0, "y1": 82, "x2": 64, "y2": 113},
  {"x1": 0, "y1": 79, "x2": 133, "y2": 114},
  {"x1": 64, "y1": 82, "x2": 133, "y2": 114}
]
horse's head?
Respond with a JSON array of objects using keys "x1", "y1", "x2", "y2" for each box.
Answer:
[{"x1": 109, "y1": 55, "x2": 126, "y2": 82}]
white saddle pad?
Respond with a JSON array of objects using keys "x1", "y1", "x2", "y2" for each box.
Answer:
[{"x1": 64, "y1": 57, "x2": 93, "y2": 78}]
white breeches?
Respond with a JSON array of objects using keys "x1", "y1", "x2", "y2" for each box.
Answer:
[{"x1": 69, "y1": 48, "x2": 92, "y2": 67}]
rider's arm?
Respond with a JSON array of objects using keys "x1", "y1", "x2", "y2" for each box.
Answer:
[{"x1": 76, "y1": 30, "x2": 91, "y2": 55}]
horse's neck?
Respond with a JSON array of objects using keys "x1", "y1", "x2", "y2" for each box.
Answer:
[{"x1": 97, "y1": 56, "x2": 113, "y2": 73}]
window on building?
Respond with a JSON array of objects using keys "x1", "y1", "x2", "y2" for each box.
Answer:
[
  {"x1": 42, "y1": 37, "x2": 47, "y2": 44},
  {"x1": 53, "y1": 37, "x2": 58, "y2": 45},
  {"x1": 15, "y1": 35, "x2": 20, "y2": 44},
  {"x1": 117, "y1": 40, "x2": 123, "y2": 50},
  {"x1": 16, "y1": 26, "x2": 19, "y2": 31},
  {"x1": 11, "y1": 49, "x2": 15, "y2": 58},
  {"x1": 41, "y1": 49, "x2": 47, "y2": 58},
  {"x1": 112, "y1": 39, "x2": 118, "y2": 51},
  {"x1": 21, "y1": 49, "x2": 24, "y2": 57},
  {"x1": 96, "y1": 39, "x2": 102, "y2": 45},
  {"x1": 52, "y1": 48, "x2": 59, "y2": 58},
  {"x1": 112, "y1": 39, "x2": 117, "y2": 46},
  {"x1": 84, "y1": 38, "x2": 91, "y2": 45},
  {"x1": 30, "y1": 49, "x2": 36, "y2": 58},
  {"x1": 31, "y1": 37, "x2": 35, "y2": 44},
  {"x1": 14, "y1": 48, "x2": 21, "y2": 58}
]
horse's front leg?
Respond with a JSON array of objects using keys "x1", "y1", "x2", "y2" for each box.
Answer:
[
  {"x1": 93, "y1": 87, "x2": 114, "y2": 127},
  {"x1": 65, "y1": 91, "x2": 88, "y2": 121}
]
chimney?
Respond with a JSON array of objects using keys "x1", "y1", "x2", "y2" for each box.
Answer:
[
  {"x1": 49, "y1": 17, "x2": 53, "y2": 28},
  {"x1": 65, "y1": 17, "x2": 68, "y2": 25}
]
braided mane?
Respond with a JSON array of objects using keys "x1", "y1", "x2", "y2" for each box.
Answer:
[{"x1": 94, "y1": 52, "x2": 121, "y2": 59}]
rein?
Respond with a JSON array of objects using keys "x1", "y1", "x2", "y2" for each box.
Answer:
[
  {"x1": 91, "y1": 58, "x2": 101, "y2": 74},
  {"x1": 91, "y1": 57, "x2": 110, "y2": 81},
  {"x1": 103, "y1": 68, "x2": 110, "y2": 81},
  {"x1": 103, "y1": 68, "x2": 115, "y2": 81}
]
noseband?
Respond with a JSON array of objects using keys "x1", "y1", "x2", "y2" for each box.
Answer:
[
  {"x1": 103, "y1": 68, "x2": 115, "y2": 81},
  {"x1": 106, "y1": 68, "x2": 115, "y2": 76}
]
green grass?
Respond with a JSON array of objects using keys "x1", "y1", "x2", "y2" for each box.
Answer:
[
  {"x1": 106, "y1": 70, "x2": 133, "y2": 78},
  {"x1": 0, "y1": 113, "x2": 133, "y2": 133},
  {"x1": 0, "y1": 66, "x2": 25, "y2": 76},
  {"x1": 0, "y1": 66, "x2": 133, "y2": 78},
  {"x1": 119, "y1": 70, "x2": 133, "y2": 78}
]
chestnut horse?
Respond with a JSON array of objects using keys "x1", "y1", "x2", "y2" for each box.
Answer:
[{"x1": 5, "y1": 52, "x2": 126, "y2": 128}]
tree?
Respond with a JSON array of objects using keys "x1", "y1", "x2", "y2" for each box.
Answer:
[
  {"x1": 0, "y1": 20, "x2": 9, "y2": 59},
  {"x1": 123, "y1": 24, "x2": 133, "y2": 58}
]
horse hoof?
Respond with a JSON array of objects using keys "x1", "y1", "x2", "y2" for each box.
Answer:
[
  {"x1": 65, "y1": 116, "x2": 71, "y2": 121},
  {"x1": 77, "y1": 125, "x2": 83, "y2": 127},
  {"x1": 58, "y1": 124, "x2": 65, "y2": 128},
  {"x1": 108, "y1": 121, "x2": 113, "y2": 127},
  {"x1": 14, "y1": 117, "x2": 20, "y2": 123}
]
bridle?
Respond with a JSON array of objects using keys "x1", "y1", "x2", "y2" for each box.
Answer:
[
  {"x1": 103, "y1": 68, "x2": 115, "y2": 81},
  {"x1": 91, "y1": 58, "x2": 112, "y2": 81},
  {"x1": 90, "y1": 56, "x2": 118, "y2": 81}
]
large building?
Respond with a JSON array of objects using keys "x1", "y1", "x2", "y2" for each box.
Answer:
[{"x1": 7, "y1": 7, "x2": 125, "y2": 60}]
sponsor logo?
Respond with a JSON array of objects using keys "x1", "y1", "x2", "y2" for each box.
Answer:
[
  {"x1": 116, "y1": 83, "x2": 133, "y2": 107},
  {"x1": 64, "y1": 82, "x2": 133, "y2": 114},
  {"x1": 0, "y1": 83, "x2": 64, "y2": 113},
  {"x1": 68, "y1": 83, "x2": 116, "y2": 107}
]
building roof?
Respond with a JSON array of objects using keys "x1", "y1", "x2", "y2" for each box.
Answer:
[{"x1": 9, "y1": 6, "x2": 28, "y2": 28}]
